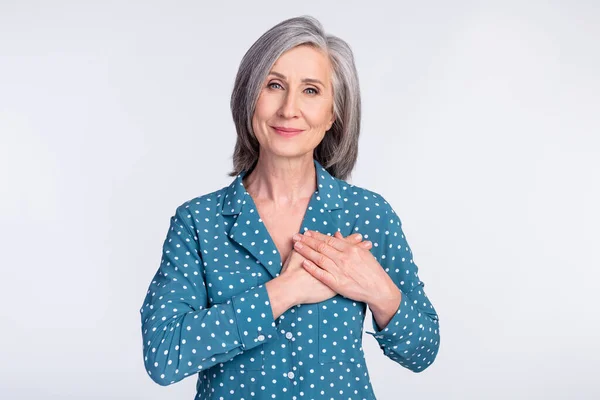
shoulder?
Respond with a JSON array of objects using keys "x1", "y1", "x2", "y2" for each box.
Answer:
[
  {"x1": 334, "y1": 177, "x2": 402, "y2": 227},
  {"x1": 335, "y1": 178, "x2": 397, "y2": 213},
  {"x1": 171, "y1": 185, "x2": 229, "y2": 221}
]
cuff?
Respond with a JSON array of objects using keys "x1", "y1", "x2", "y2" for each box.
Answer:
[
  {"x1": 231, "y1": 283, "x2": 279, "y2": 351},
  {"x1": 366, "y1": 290, "x2": 421, "y2": 346}
]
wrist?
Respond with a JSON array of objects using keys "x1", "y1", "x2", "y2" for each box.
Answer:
[
  {"x1": 367, "y1": 284, "x2": 401, "y2": 314},
  {"x1": 279, "y1": 274, "x2": 300, "y2": 308},
  {"x1": 368, "y1": 285, "x2": 401, "y2": 332},
  {"x1": 265, "y1": 275, "x2": 298, "y2": 319}
]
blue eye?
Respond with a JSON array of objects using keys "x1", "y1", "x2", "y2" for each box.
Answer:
[
  {"x1": 268, "y1": 82, "x2": 283, "y2": 90},
  {"x1": 305, "y1": 87, "x2": 318, "y2": 95}
]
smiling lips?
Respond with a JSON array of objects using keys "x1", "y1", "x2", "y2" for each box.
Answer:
[{"x1": 271, "y1": 126, "x2": 304, "y2": 137}]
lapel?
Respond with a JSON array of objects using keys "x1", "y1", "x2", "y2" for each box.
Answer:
[{"x1": 221, "y1": 159, "x2": 345, "y2": 279}]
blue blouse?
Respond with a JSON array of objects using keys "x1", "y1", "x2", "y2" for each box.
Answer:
[{"x1": 140, "y1": 159, "x2": 440, "y2": 399}]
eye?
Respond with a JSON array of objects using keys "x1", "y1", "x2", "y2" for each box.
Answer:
[
  {"x1": 305, "y1": 87, "x2": 319, "y2": 95},
  {"x1": 267, "y1": 82, "x2": 283, "y2": 90}
]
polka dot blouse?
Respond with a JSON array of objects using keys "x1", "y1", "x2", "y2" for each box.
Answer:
[{"x1": 139, "y1": 159, "x2": 440, "y2": 399}]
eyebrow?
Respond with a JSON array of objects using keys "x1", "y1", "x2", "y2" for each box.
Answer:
[{"x1": 269, "y1": 71, "x2": 325, "y2": 87}]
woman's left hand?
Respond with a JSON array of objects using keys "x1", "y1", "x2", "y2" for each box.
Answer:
[{"x1": 291, "y1": 230, "x2": 400, "y2": 306}]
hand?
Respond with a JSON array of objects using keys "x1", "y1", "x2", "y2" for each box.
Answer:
[
  {"x1": 281, "y1": 232, "x2": 372, "y2": 305},
  {"x1": 292, "y1": 230, "x2": 398, "y2": 305}
]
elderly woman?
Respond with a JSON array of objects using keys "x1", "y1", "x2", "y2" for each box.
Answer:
[{"x1": 140, "y1": 15, "x2": 440, "y2": 399}]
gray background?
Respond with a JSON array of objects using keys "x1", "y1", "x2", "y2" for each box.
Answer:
[{"x1": 1, "y1": 1, "x2": 599, "y2": 399}]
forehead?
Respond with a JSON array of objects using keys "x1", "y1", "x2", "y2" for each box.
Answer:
[{"x1": 270, "y1": 45, "x2": 332, "y2": 82}]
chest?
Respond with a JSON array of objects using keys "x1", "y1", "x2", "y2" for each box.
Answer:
[{"x1": 253, "y1": 198, "x2": 311, "y2": 265}]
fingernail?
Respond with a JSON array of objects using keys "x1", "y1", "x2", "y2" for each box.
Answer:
[
  {"x1": 292, "y1": 234, "x2": 301, "y2": 241},
  {"x1": 294, "y1": 241, "x2": 303, "y2": 249},
  {"x1": 304, "y1": 231, "x2": 312, "y2": 237},
  {"x1": 355, "y1": 234, "x2": 362, "y2": 240}
]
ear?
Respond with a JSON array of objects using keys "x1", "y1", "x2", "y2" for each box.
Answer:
[{"x1": 327, "y1": 112, "x2": 336, "y2": 131}]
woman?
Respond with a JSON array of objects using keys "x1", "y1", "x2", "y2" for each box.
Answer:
[{"x1": 140, "y1": 15, "x2": 440, "y2": 399}]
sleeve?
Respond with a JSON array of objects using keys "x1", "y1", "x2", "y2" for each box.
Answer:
[
  {"x1": 365, "y1": 197, "x2": 441, "y2": 373},
  {"x1": 139, "y1": 205, "x2": 279, "y2": 386}
]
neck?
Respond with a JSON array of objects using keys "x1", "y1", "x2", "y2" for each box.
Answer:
[{"x1": 243, "y1": 154, "x2": 316, "y2": 206}]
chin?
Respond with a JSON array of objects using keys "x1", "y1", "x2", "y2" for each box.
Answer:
[{"x1": 263, "y1": 143, "x2": 315, "y2": 159}]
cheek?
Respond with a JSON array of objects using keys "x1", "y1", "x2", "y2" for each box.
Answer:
[
  {"x1": 254, "y1": 92, "x2": 280, "y2": 120},
  {"x1": 252, "y1": 103, "x2": 270, "y2": 136},
  {"x1": 253, "y1": 99, "x2": 268, "y2": 122},
  {"x1": 305, "y1": 104, "x2": 333, "y2": 128}
]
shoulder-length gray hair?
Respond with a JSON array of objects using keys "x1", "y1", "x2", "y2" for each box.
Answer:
[{"x1": 228, "y1": 15, "x2": 361, "y2": 180}]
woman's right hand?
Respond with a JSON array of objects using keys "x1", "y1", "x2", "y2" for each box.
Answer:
[{"x1": 281, "y1": 232, "x2": 372, "y2": 305}]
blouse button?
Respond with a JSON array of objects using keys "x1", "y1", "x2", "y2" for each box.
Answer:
[
  {"x1": 287, "y1": 371, "x2": 295, "y2": 379},
  {"x1": 285, "y1": 332, "x2": 293, "y2": 340},
  {"x1": 257, "y1": 334, "x2": 265, "y2": 342}
]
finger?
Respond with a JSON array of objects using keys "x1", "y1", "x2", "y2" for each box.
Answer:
[
  {"x1": 334, "y1": 231, "x2": 360, "y2": 241},
  {"x1": 359, "y1": 241, "x2": 372, "y2": 249},
  {"x1": 301, "y1": 258, "x2": 336, "y2": 287},
  {"x1": 293, "y1": 238, "x2": 338, "y2": 272},
  {"x1": 302, "y1": 230, "x2": 353, "y2": 252},
  {"x1": 294, "y1": 233, "x2": 342, "y2": 260},
  {"x1": 345, "y1": 232, "x2": 364, "y2": 243},
  {"x1": 334, "y1": 230, "x2": 358, "y2": 242},
  {"x1": 323, "y1": 231, "x2": 368, "y2": 250},
  {"x1": 307, "y1": 230, "x2": 365, "y2": 254}
]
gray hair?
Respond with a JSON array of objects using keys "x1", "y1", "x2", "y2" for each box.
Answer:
[{"x1": 229, "y1": 15, "x2": 361, "y2": 180}]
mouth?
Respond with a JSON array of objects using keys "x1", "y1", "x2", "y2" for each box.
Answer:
[{"x1": 270, "y1": 126, "x2": 304, "y2": 137}]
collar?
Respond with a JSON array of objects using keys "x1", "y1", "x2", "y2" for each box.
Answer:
[{"x1": 221, "y1": 159, "x2": 344, "y2": 216}]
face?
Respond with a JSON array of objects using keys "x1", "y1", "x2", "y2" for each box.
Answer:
[{"x1": 252, "y1": 44, "x2": 336, "y2": 160}]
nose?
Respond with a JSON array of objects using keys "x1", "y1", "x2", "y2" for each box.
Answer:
[{"x1": 278, "y1": 90, "x2": 300, "y2": 119}]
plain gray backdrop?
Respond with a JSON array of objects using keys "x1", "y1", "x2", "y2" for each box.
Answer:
[{"x1": 1, "y1": 1, "x2": 599, "y2": 399}]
